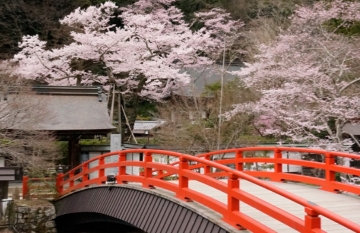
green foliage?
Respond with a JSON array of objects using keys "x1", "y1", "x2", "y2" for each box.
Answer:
[
  {"x1": 175, "y1": 0, "x2": 222, "y2": 21},
  {"x1": 0, "y1": 138, "x2": 13, "y2": 146},
  {"x1": 5, "y1": 201, "x2": 16, "y2": 225},
  {"x1": 203, "y1": 81, "x2": 222, "y2": 95},
  {"x1": 56, "y1": 141, "x2": 69, "y2": 165},
  {"x1": 324, "y1": 18, "x2": 360, "y2": 36},
  {"x1": 79, "y1": 138, "x2": 108, "y2": 145},
  {"x1": 310, "y1": 118, "x2": 336, "y2": 139},
  {"x1": 136, "y1": 100, "x2": 158, "y2": 119}
]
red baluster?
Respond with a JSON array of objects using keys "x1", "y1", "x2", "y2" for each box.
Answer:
[
  {"x1": 235, "y1": 150, "x2": 243, "y2": 171},
  {"x1": 99, "y1": 156, "x2": 105, "y2": 178},
  {"x1": 143, "y1": 152, "x2": 154, "y2": 189},
  {"x1": 56, "y1": 173, "x2": 63, "y2": 195},
  {"x1": 118, "y1": 152, "x2": 128, "y2": 184},
  {"x1": 272, "y1": 149, "x2": 283, "y2": 182},
  {"x1": 321, "y1": 152, "x2": 337, "y2": 193},
  {"x1": 305, "y1": 207, "x2": 321, "y2": 231},
  {"x1": 82, "y1": 163, "x2": 88, "y2": 183},
  {"x1": 69, "y1": 171, "x2": 74, "y2": 188},
  {"x1": 22, "y1": 176, "x2": 29, "y2": 199},
  {"x1": 176, "y1": 157, "x2": 192, "y2": 202},
  {"x1": 204, "y1": 155, "x2": 211, "y2": 175},
  {"x1": 223, "y1": 173, "x2": 245, "y2": 230}
]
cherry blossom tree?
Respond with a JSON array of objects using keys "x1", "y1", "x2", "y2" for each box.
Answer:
[
  {"x1": 11, "y1": 0, "x2": 243, "y2": 139},
  {"x1": 11, "y1": 0, "x2": 235, "y2": 101},
  {"x1": 228, "y1": 0, "x2": 360, "y2": 150}
]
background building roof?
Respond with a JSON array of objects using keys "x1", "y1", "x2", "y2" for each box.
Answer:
[
  {"x1": 177, "y1": 65, "x2": 241, "y2": 96},
  {"x1": 5, "y1": 86, "x2": 115, "y2": 133},
  {"x1": 343, "y1": 123, "x2": 360, "y2": 136},
  {"x1": 133, "y1": 120, "x2": 165, "y2": 134}
]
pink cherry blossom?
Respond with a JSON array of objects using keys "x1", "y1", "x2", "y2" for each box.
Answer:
[
  {"x1": 229, "y1": 0, "x2": 360, "y2": 149},
  {"x1": 12, "y1": 1, "x2": 242, "y2": 101}
]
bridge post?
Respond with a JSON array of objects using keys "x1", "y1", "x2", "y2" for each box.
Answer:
[
  {"x1": 117, "y1": 152, "x2": 128, "y2": 184},
  {"x1": 176, "y1": 157, "x2": 192, "y2": 202},
  {"x1": 235, "y1": 150, "x2": 243, "y2": 171},
  {"x1": 22, "y1": 176, "x2": 29, "y2": 199},
  {"x1": 320, "y1": 152, "x2": 338, "y2": 193},
  {"x1": 69, "y1": 170, "x2": 75, "y2": 188},
  {"x1": 82, "y1": 163, "x2": 88, "y2": 183},
  {"x1": 99, "y1": 157, "x2": 105, "y2": 178},
  {"x1": 304, "y1": 207, "x2": 321, "y2": 231},
  {"x1": 204, "y1": 155, "x2": 211, "y2": 175},
  {"x1": 272, "y1": 149, "x2": 283, "y2": 182},
  {"x1": 227, "y1": 173, "x2": 239, "y2": 211},
  {"x1": 56, "y1": 173, "x2": 63, "y2": 195},
  {"x1": 143, "y1": 152, "x2": 154, "y2": 189},
  {"x1": 223, "y1": 173, "x2": 245, "y2": 230}
]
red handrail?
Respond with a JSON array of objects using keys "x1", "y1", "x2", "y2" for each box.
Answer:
[
  {"x1": 156, "y1": 147, "x2": 360, "y2": 195},
  {"x1": 56, "y1": 148, "x2": 360, "y2": 233}
]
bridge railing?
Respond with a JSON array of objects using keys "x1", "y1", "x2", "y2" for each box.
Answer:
[
  {"x1": 56, "y1": 148, "x2": 360, "y2": 233},
  {"x1": 155, "y1": 147, "x2": 360, "y2": 195}
]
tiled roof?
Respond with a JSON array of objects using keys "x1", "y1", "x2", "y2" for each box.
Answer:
[
  {"x1": 177, "y1": 65, "x2": 241, "y2": 96},
  {"x1": 133, "y1": 120, "x2": 165, "y2": 132},
  {"x1": 5, "y1": 86, "x2": 115, "y2": 132},
  {"x1": 343, "y1": 123, "x2": 360, "y2": 136}
]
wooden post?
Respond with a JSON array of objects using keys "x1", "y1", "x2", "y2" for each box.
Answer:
[
  {"x1": 176, "y1": 157, "x2": 192, "y2": 202},
  {"x1": 118, "y1": 153, "x2": 128, "y2": 184},
  {"x1": 321, "y1": 152, "x2": 337, "y2": 193},
  {"x1": 56, "y1": 174, "x2": 63, "y2": 196},
  {"x1": 69, "y1": 171, "x2": 75, "y2": 188},
  {"x1": 272, "y1": 149, "x2": 283, "y2": 182},
  {"x1": 227, "y1": 173, "x2": 239, "y2": 212},
  {"x1": 143, "y1": 152, "x2": 154, "y2": 189},
  {"x1": 99, "y1": 157, "x2": 105, "y2": 178},
  {"x1": 204, "y1": 155, "x2": 211, "y2": 175},
  {"x1": 235, "y1": 150, "x2": 243, "y2": 171},
  {"x1": 22, "y1": 176, "x2": 29, "y2": 199},
  {"x1": 82, "y1": 163, "x2": 88, "y2": 183},
  {"x1": 305, "y1": 207, "x2": 321, "y2": 230},
  {"x1": 223, "y1": 172, "x2": 245, "y2": 230}
]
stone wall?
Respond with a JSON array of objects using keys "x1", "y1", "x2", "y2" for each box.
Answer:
[{"x1": 6, "y1": 200, "x2": 56, "y2": 233}]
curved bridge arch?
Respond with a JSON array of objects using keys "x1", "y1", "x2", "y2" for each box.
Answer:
[
  {"x1": 49, "y1": 147, "x2": 360, "y2": 232},
  {"x1": 55, "y1": 185, "x2": 232, "y2": 233}
]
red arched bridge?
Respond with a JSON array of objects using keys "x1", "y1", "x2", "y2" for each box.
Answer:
[{"x1": 24, "y1": 147, "x2": 360, "y2": 233}]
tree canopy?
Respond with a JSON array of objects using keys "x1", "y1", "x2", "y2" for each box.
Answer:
[{"x1": 228, "y1": 0, "x2": 360, "y2": 149}]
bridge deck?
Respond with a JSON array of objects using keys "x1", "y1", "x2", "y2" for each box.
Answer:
[{"x1": 158, "y1": 179, "x2": 360, "y2": 233}]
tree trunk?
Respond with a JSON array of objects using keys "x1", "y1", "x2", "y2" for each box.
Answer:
[{"x1": 126, "y1": 75, "x2": 147, "y2": 142}]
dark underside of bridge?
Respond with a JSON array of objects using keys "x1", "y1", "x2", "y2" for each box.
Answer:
[
  {"x1": 54, "y1": 186, "x2": 229, "y2": 233},
  {"x1": 56, "y1": 212, "x2": 144, "y2": 233}
]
